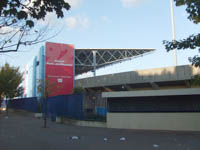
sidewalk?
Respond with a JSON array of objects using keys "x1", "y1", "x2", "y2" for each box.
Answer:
[{"x1": 0, "y1": 111, "x2": 200, "y2": 150}]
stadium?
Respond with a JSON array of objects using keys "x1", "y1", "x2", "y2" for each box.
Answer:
[{"x1": 22, "y1": 42, "x2": 200, "y2": 131}]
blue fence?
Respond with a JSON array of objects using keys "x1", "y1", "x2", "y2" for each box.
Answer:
[
  {"x1": 8, "y1": 97, "x2": 38, "y2": 113},
  {"x1": 8, "y1": 94, "x2": 84, "y2": 120},
  {"x1": 96, "y1": 107, "x2": 107, "y2": 117},
  {"x1": 47, "y1": 94, "x2": 84, "y2": 120}
]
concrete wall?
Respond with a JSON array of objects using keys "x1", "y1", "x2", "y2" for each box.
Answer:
[
  {"x1": 107, "y1": 112, "x2": 200, "y2": 131},
  {"x1": 56, "y1": 117, "x2": 106, "y2": 128},
  {"x1": 76, "y1": 65, "x2": 200, "y2": 88},
  {"x1": 102, "y1": 88, "x2": 200, "y2": 98}
]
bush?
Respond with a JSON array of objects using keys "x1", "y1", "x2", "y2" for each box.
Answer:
[{"x1": 72, "y1": 87, "x2": 85, "y2": 94}]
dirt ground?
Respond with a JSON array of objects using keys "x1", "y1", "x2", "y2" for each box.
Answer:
[{"x1": 0, "y1": 111, "x2": 200, "y2": 150}]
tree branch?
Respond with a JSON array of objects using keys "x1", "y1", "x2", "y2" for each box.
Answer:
[{"x1": 0, "y1": 0, "x2": 70, "y2": 53}]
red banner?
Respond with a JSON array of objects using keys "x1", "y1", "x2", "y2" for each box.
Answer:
[{"x1": 45, "y1": 42, "x2": 74, "y2": 97}]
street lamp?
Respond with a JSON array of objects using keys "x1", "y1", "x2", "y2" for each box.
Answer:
[{"x1": 170, "y1": 0, "x2": 178, "y2": 66}]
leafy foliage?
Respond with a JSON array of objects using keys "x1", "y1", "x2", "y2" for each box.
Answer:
[
  {"x1": 191, "y1": 74, "x2": 200, "y2": 86},
  {"x1": 0, "y1": 63, "x2": 23, "y2": 99},
  {"x1": 0, "y1": 0, "x2": 70, "y2": 53},
  {"x1": 37, "y1": 79, "x2": 51, "y2": 98},
  {"x1": 174, "y1": 0, "x2": 200, "y2": 24},
  {"x1": 163, "y1": 0, "x2": 200, "y2": 67},
  {"x1": 72, "y1": 87, "x2": 85, "y2": 94},
  {"x1": 37, "y1": 79, "x2": 63, "y2": 98}
]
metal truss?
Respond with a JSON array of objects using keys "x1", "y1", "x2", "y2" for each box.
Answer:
[{"x1": 75, "y1": 48, "x2": 155, "y2": 75}]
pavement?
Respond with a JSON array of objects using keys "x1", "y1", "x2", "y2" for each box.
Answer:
[{"x1": 0, "y1": 111, "x2": 200, "y2": 150}]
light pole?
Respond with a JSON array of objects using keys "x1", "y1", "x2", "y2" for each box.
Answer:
[{"x1": 170, "y1": 0, "x2": 178, "y2": 66}]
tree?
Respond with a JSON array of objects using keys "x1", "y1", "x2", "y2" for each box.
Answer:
[
  {"x1": 37, "y1": 79, "x2": 62, "y2": 128},
  {"x1": 72, "y1": 87, "x2": 85, "y2": 94},
  {"x1": 163, "y1": 0, "x2": 200, "y2": 67},
  {"x1": 0, "y1": 63, "x2": 23, "y2": 116},
  {"x1": 0, "y1": 0, "x2": 70, "y2": 53}
]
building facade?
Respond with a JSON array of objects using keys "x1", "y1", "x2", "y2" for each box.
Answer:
[{"x1": 23, "y1": 42, "x2": 74, "y2": 98}]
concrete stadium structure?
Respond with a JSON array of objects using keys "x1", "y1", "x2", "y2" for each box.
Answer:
[
  {"x1": 21, "y1": 41, "x2": 200, "y2": 131},
  {"x1": 76, "y1": 65, "x2": 199, "y2": 91},
  {"x1": 76, "y1": 65, "x2": 200, "y2": 131},
  {"x1": 22, "y1": 42, "x2": 155, "y2": 97}
]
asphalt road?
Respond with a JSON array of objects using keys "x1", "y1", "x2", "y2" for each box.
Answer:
[{"x1": 0, "y1": 112, "x2": 200, "y2": 150}]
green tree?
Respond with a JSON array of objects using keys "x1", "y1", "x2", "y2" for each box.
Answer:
[
  {"x1": 72, "y1": 87, "x2": 85, "y2": 94},
  {"x1": 37, "y1": 79, "x2": 62, "y2": 128},
  {"x1": 0, "y1": 0, "x2": 70, "y2": 53},
  {"x1": 0, "y1": 63, "x2": 23, "y2": 116},
  {"x1": 163, "y1": 0, "x2": 200, "y2": 67},
  {"x1": 191, "y1": 75, "x2": 200, "y2": 86}
]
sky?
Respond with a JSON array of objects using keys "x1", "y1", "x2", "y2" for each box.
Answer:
[{"x1": 0, "y1": 0, "x2": 199, "y2": 78}]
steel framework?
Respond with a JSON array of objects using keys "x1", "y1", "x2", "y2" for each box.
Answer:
[{"x1": 75, "y1": 48, "x2": 155, "y2": 75}]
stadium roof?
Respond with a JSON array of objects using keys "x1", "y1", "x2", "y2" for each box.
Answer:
[{"x1": 75, "y1": 48, "x2": 155, "y2": 75}]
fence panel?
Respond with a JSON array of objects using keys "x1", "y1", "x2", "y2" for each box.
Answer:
[
  {"x1": 47, "y1": 94, "x2": 84, "y2": 120},
  {"x1": 8, "y1": 94, "x2": 84, "y2": 120},
  {"x1": 96, "y1": 107, "x2": 107, "y2": 116},
  {"x1": 8, "y1": 97, "x2": 38, "y2": 113}
]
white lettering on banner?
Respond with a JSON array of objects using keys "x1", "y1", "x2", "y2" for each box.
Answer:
[
  {"x1": 55, "y1": 60, "x2": 65, "y2": 63},
  {"x1": 47, "y1": 75, "x2": 72, "y2": 79},
  {"x1": 46, "y1": 62, "x2": 73, "y2": 66}
]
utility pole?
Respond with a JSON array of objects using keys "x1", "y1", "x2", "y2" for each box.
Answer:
[{"x1": 170, "y1": 0, "x2": 178, "y2": 66}]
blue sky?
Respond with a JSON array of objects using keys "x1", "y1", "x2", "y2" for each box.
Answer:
[{"x1": 0, "y1": 0, "x2": 199, "y2": 77}]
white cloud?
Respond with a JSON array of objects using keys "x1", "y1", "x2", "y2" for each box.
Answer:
[
  {"x1": 65, "y1": 15, "x2": 89, "y2": 30},
  {"x1": 102, "y1": 16, "x2": 112, "y2": 23},
  {"x1": 23, "y1": 1, "x2": 59, "y2": 26},
  {"x1": 79, "y1": 17, "x2": 89, "y2": 28},
  {"x1": 65, "y1": 0, "x2": 83, "y2": 9},
  {"x1": 120, "y1": 0, "x2": 144, "y2": 7},
  {"x1": 24, "y1": 0, "x2": 82, "y2": 9},
  {"x1": 38, "y1": 13, "x2": 57, "y2": 25},
  {"x1": 65, "y1": 17, "x2": 78, "y2": 29}
]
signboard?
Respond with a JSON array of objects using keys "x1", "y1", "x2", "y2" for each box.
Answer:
[{"x1": 45, "y1": 42, "x2": 74, "y2": 97}]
